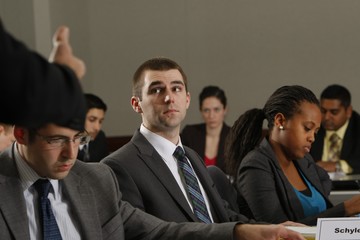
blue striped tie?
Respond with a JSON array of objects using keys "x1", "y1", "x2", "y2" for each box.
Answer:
[
  {"x1": 34, "y1": 179, "x2": 62, "y2": 240},
  {"x1": 173, "y1": 146, "x2": 212, "y2": 223}
]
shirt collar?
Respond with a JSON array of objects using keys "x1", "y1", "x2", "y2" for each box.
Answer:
[
  {"x1": 14, "y1": 142, "x2": 60, "y2": 198},
  {"x1": 325, "y1": 119, "x2": 349, "y2": 140},
  {"x1": 140, "y1": 124, "x2": 184, "y2": 162}
]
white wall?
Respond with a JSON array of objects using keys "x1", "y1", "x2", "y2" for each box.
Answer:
[{"x1": 2, "y1": 0, "x2": 360, "y2": 136}]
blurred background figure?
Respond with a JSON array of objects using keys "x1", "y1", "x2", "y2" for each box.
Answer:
[
  {"x1": 77, "y1": 93, "x2": 109, "y2": 162},
  {"x1": 0, "y1": 123, "x2": 15, "y2": 152},
  {"x1": 310, "y1": 84, "x2": 360, "y2": 175},
  {"x1": 181, "y1": 86, "x2": 229, "y2": 173},
  {"x1": 1, "y1": 21, "x2": 86, "y2": 129}
]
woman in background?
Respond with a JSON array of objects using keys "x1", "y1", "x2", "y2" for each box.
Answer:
[
  {"x1": 225, "y1": 85, "x2": 360, "y2": 226},
  {"x1": 181, "y1": 86, "x2": 230, "y2": 173}
]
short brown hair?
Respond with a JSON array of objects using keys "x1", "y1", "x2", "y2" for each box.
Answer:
[{"x1": 132, "y1": 57, "x2": 188, "y2": 100}]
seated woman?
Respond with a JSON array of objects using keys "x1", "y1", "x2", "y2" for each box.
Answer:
[
  {"x1": 181, "y1": 86, "x2": 230, "y2": 173},
  {"x1": 224, "y1": 85, "x2": 360, "y2": 226}
]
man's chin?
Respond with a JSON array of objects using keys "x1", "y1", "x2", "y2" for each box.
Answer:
[{"x1": 323, "y1": 123, "x2": 334, "y2": 130}]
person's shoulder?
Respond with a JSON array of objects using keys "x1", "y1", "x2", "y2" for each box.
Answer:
[
  {"x1": 0, "y1": 148, "x2": 15, "y2": 176},
  {"x1": 223, "y1": 122, "x2": 231, "y2": 129},
  {"x1": 351, "y1": 111, "x2": 360, "y2": 122},
  {"x1": 0, "y1": 147, "x2": 11, "y2": 159},
  {"x1": 183, "y1": 123, "x2": 204, "y2": 130},
  {"x1": 222, "y1": 123, "x2": 231, "y2": 134},
  {"x1": 73, "y1": 160, "x2": 111, "y2": 175},
  {"x1": 101, "y1": 140, "x2": 137, "y2": 165},
  {"x1": 69, "y1": 162, "x2": 120, "y2": 199},
  {"x1": 181, "y1": 123, "x2": 205, "y2": 135},
  {"x1": 183, "y1": 145, "x2": 200, "y2": 155},
  {"x1": 241, "y1": 142, "x2": 273, "y2": 169}
]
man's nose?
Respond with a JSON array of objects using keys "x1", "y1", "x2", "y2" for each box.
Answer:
[
  {"x1": 62, "y1": 141, "x2": 77, "y2": 159},
  {"x1": 164, "y1": 92, "x2": 174, "y2": 103}
]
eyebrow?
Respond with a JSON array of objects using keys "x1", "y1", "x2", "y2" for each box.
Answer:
[
  {"x1": 321, "y1": 107, "x2": 340, "y2": 111},
  {"x1": 44, "y1": 132, "x2": 83, "y2": 138},
  {"x1": 148, "y1": 80, "x2": 184, "y2": 88}
]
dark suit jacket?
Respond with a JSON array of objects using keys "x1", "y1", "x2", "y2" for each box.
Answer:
[
  {"x1": 0, "y1": 145, "x2": 237, "y2": 240},
  {"x1": 237, "y1": 138, "x2": 345, "y2": 226},
  {"x1": 310, "y1": 111, "x2": 360, "y2": 174},
  {"x1": 78, "y1": 130, "x2": 109, "y2": 162},
  {"x1": 181, "y1": 123, "x2": 230, "y2": 172},
  {"x1": 102, "y1": 129, "x2": 248, "y2": 224},
  {"x1": 0, "y1": 20, "x2": 86, "y2": 130}
]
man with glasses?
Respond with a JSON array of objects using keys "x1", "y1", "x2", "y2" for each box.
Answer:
[{"x1": 0, "y1": 122, "x2": 305, "y2": 239}]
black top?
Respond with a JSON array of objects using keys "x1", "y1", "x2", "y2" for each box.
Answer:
[{"x1": 181, "y1": 123, "x2": 230, "y2": 173}]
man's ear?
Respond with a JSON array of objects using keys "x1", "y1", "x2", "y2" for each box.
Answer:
[
  {"x1": 131, "y1": 96, "x2": 142, "y2": 113},
  {"x1": 13, "y1": 126, "x2": 27, "y2": 144},
  {"x1": 185, "y1": 92, "x2": 191, "y2": 110}
]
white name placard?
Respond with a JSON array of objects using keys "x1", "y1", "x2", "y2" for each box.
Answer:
[{"x1": 316, "y1": 217, "x2": 360, "y2": 240}]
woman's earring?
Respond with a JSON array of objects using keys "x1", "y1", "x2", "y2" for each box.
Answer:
[{"x1": 279, "y1": 125, "x2": 284, "y2": 130}]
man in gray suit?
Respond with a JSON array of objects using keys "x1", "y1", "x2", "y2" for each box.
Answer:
[{"x1": 0, "y1": 99, "x2": 303, "y2": 240}]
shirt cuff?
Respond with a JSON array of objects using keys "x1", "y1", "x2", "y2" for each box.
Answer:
[{"x1": 339, "y1": 160, "x2": 353, "y2": 174}]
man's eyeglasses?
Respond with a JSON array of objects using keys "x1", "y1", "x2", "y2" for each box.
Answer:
[{"x1": 36, "y1": 132, "x2": 91, "y2": 149}]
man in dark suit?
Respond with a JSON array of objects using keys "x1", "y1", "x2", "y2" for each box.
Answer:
[
  {"x1": 78, "y1": 93, "x2": 109, "y2": 162},
  {"x1": 310, "y1": 84, "x2": 360, "y2": 174},
  {"x1": 102, "y1": 58, "x2": 250, "y2": 224}
]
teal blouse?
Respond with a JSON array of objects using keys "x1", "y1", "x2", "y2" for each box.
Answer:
[{"x1": 293, "y1": 171, "x2": 327, "y2": 218}]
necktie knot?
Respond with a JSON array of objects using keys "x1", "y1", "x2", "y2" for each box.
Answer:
[
  {"x1": 173, "y1": 146, "x2": 185, "y2": 161},
  {"x1": 34, "y1": 179, "x2": 52, "y2": 198},
  {"x1": 330, "y1": 133, "x2": 340, "y2": 144}
]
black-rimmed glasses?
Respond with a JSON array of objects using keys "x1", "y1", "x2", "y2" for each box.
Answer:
[{"x1": 35, "y1": 131, "x2": 91, "y2": 149}]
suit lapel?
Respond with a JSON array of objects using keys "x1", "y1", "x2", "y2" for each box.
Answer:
[
  {"x1": 0, "y1": 176, "x2": 30, "y2": 239},
  {"x1": 132, "y1": 132, "x2": 198, "y2": 222},
  {"x1": 341, "y1": 117, "x2": 355, "y2": 158},
  {"x1": 0, "y1": 147, "x2": 30, "y2": 239},
  {"x1": 62, "y1": 165, "x2": 102, "y2": 240}
]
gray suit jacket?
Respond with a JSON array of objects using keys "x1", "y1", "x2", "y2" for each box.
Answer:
[
  {"x1": 0, "y1": 145, "x2": 236, "y2": 240},
  {"x1": 237, "y1": 138, "x2": 345, "y2": 226},
  {"x1": 102, "y1": 130, "x2": 248, "y2": 223}
]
